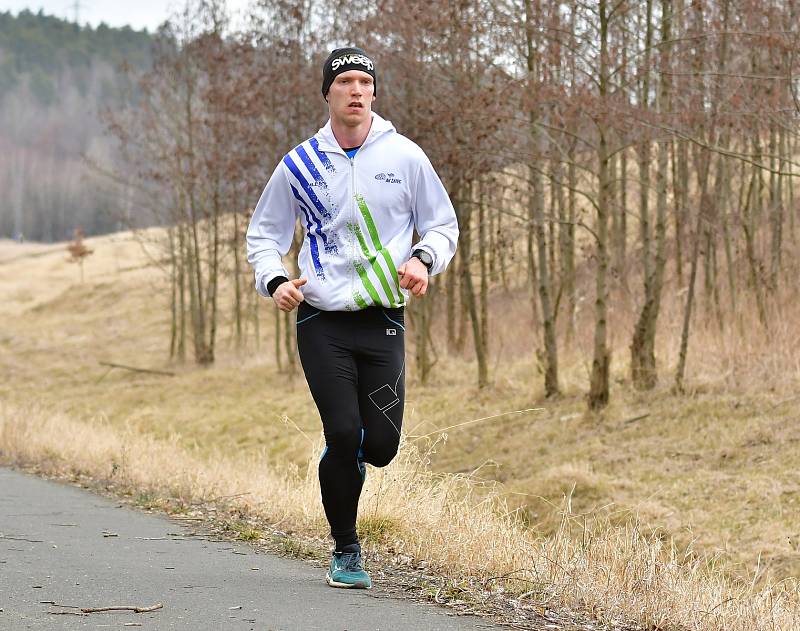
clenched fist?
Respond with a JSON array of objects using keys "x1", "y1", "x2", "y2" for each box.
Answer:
[
  {"x1": 272, "y1": 278, "x2": 307, "y2": 312},
  {"x1": 397, "y1": 258, "x2": 429, "y2": 296}
]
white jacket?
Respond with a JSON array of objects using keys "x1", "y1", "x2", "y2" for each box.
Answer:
[{"x1": 246, "y1": 113, "x2": 459, "y2": 311}]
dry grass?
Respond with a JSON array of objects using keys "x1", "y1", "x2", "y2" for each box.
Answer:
[
  {"x1": 2, "y1": 403, "x2": 798, "y2": 630},
  {"x1": 2, "y1": 231, "x2": 800, "y2": 629}
]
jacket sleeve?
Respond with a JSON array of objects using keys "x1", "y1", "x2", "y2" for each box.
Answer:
[
  {"x1": 246, "y1": 163, "x2": 296, "y2": 297},
  {"x1": 411, "y1": 150, "x2": 459, "y2": 276}
]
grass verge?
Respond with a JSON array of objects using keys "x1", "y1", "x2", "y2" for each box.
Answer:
[{"x1": 1, "y1": 402, "x2": 798, "y2": 631}]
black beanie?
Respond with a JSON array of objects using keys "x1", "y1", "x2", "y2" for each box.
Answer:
[{"x1": 321, "y1": 47, "x2": 376, "y2": 99}]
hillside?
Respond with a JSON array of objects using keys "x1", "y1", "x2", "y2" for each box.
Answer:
[
  {"x1": 0, "y1": 10, "x2": 152, "y2": 102},
  {"x1": 0, "y1": 10, "x2": 154, "y2": 242},
  {"x1": 1, "y1": 229, "x2": 799, "y2": 630}
]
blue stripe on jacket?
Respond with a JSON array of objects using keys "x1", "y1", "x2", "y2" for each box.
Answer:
[
  {"x1": 309, "y1": 137, "x2": 336, "y2": 173},
  {"x1": 283, "y1": 153, "x2": 332, "y2": 225},
  {"x1": 289, "y1": 184, "x2": 325, "y2": 279}
]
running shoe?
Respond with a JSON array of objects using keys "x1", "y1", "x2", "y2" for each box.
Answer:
[{"x1": 326, "y1": 544, "x2": 372, "y2": 589}]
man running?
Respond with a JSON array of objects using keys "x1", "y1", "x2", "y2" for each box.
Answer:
[{"x1": 246, "y1": 47, "x2": 458, "y2": 589}]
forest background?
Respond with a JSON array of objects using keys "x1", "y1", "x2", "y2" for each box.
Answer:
[
  {"x1": 0, "y1": 9, "x2": 152, "y2": 240},
  {"x1": 2, "y1": 2, "x2": 800, "y2": 630}
]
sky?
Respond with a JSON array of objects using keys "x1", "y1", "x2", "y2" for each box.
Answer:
[{"x1": 1, "y1": 0, "x2": 250, "y2": 32}]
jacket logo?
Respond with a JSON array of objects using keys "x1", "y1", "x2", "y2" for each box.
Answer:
[
  {"x1": 375, "y1": 172, "x2": 402, "y2": 184},
  {"x1": 386, "y1": 328, "x2": 397, "y2": 336}
]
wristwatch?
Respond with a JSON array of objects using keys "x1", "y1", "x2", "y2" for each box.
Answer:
[{"x1": 411, "y1": 249, "x2": 433, "y2": 272}]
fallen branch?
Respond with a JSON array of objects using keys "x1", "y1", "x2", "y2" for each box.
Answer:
[
  {"x1": 770, "y1": 394, "x2": 800, "y2": 410},
  {"x1": 50, "y1": 602, "x2": 163, "y2": 615},
  {"x1": 82, "y1": 603, "x2": 163, "y2": 614},
  {"x1": 623, "y1": 413, "x2": 651, "y2": 425},
  {"x1": 190, "y1": 492, "x2": 251, "y2": 506},
  {"x1": 98, "y1": 362, "x2": 175, "y2": 378},
  {"x1": 0, "y1": 534, "x2": 44, "y2": 543}
]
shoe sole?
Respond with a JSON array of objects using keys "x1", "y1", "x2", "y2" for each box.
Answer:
[{"x1": 326, "y1": 572, "x2": 371, "y2": 589}]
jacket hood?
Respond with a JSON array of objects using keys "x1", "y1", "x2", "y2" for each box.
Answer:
[{"x1": 315, "y1": 112, "x2": 396, "y2": 153}]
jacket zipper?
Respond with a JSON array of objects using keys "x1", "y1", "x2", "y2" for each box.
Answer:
[{"x1": 350, "y1": 155, "x2": 356, "y2": 307}]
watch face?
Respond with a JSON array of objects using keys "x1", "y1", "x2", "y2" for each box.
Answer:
[{"x1": 415, "y1": 250, "x2": 433, "y2": 267}]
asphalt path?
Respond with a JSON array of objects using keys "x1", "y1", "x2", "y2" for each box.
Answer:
[{"x1": 0, "y1": 467, "x2": 503, "y2": 631}]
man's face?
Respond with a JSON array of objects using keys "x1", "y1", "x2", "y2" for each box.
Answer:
[{"x1": 327, "y1": 70, "x2": 375, "y2": 128}]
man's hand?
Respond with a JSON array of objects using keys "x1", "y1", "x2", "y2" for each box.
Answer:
[
  {"x1": 397, "y1": 258, "x2": 429, "y2": 297},
  {"x1": 273, "y1": 278, "x2": 307, "y2": 312}
]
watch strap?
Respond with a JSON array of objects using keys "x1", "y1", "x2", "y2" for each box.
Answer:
[{"x1": 411, "y1": 249, "x2": 433, "y2": 271}]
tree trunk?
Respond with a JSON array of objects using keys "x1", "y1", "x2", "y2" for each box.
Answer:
[
  {"x1": 532, "y1": 158, "x2": 559, "y2": 396},
  {"x1": 478, "y1": 179, "x2": 489, "y2": 362},
  {"x1": 274, "y1": 304, "x2": 282, "y2": 372},
  {"x1": 674, "y1": 170, "x2": 707, "y2": 392},
  {"x1": 675, "y1": 0, "x2": 712, "y2": 390},
  {"x1": 283, "y1": 310, "x2": 296, "y2": 374},
  {"x1": 206, "y1": 183, "x2": 221, "y2": 364},
  {"x1": 636, "y1": 0, "x2": 654, "y2": 289},
  {"x1": 741, "y1": 162, "x2": 769, "y2": 328},
  {"x1": 183, "y1": 70, "x2": 212, "y2": 366},
  {"x1": 619, "y1": 146, "x2": 628, "y2": 275},
  {"x1": 232, "y1": 207, "x2": 243, "y2": 349},
  {"x1": 456, "y1": 223, "x2": 469, "y2": 355},
  {"x1": 525, "y1": 0, "x2": 559, "y2": 397},
  {"x1": 459, "y1": 186, "x2": 488, "y2": 387},
  {"x1": 769, "y1": 123, "x2": 783, "y2": 290},
  {"x1": 672, "y1": 140, "x2": 689, "y2": 283},
  {"x1": 415, "y1": 288, "x2": 438, "y2": 385},
  {"x1": 564, "y1": 138, "x2": 577, "y2": 341},
  {"x1": 719, "y1": 153, "x2": 737, "y2": 315},
  {"x1": 446, "y1": 266, "x2": 456, "y2": 350},
  {"x1": 251, "y1": 288, "x2": 260, "y2": 351},
  {"x1": 588, "y1": 0, "x2": 612, "y2": 411},
  {"x1": 177, "y1": 222, "x2": 187, "y2": 362},
  {"x1": 169, "y1": 226, "x2": 178, "y2": 359},
  {"x1": 789, "y1": 130, "x2": 797, "y2": 246}
]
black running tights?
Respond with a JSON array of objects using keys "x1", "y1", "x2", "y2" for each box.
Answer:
[{"x1": 295, "y1": 302, "x2": 405, "y2": 550}]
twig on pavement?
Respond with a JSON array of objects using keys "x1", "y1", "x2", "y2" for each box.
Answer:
[{"x1": 81, "y1": 602, "x2": 163, "y2": 614}]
